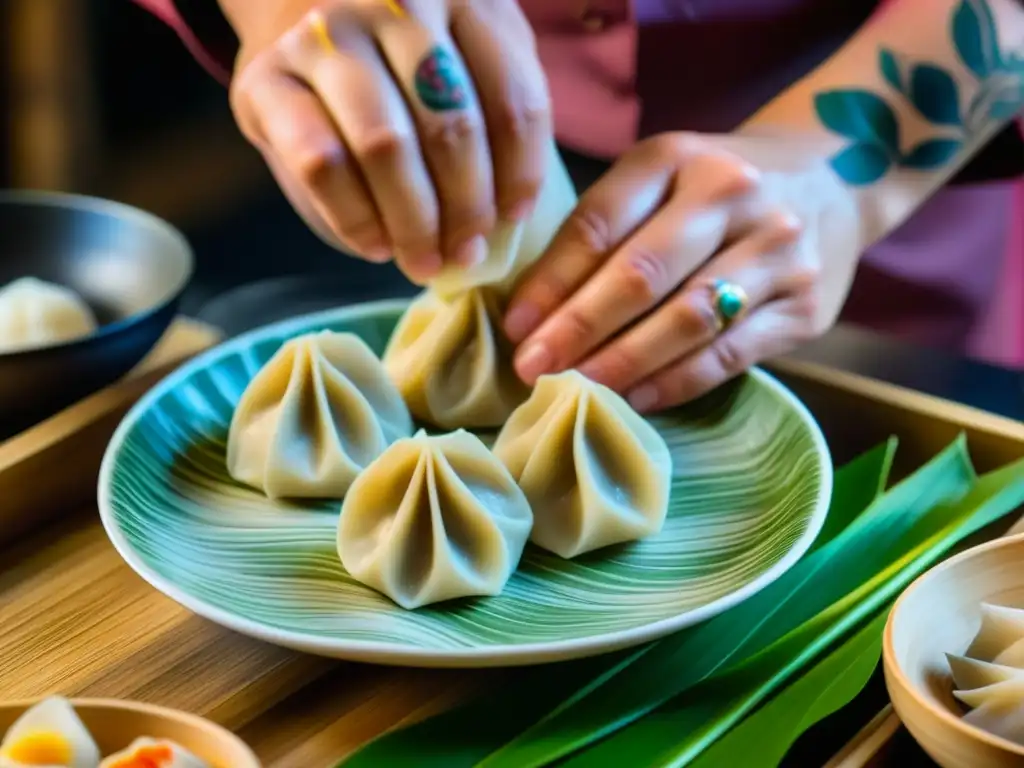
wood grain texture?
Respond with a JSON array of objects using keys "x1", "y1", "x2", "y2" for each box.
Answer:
[
  {"x1": 0, "y1": 510, "x2": 492, "y2": 767},
  {"x1": 3, "y1": 340, "x2": 1023, "y2": 766}
]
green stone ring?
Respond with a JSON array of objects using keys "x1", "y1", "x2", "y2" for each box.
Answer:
[{"x1": 711, "y1": 279, "x2": 749, "y2": 329}]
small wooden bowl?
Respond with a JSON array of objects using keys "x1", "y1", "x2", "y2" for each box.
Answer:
[
  {"x1": 0, "y1": 698, "x2": 261, "y2": 767},
  {"x1": 884, "y1": 533, "x2": 1024, "y2": 768}
]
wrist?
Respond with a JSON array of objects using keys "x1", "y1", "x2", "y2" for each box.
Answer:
[
  {"x1": 217, "y1": 0, "x2": 307, "y2": 53},
  {"x1": 742, "y1": 0, "x2": 1024, "y2": 247}
]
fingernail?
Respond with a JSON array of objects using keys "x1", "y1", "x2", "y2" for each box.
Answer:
[
  {"x1": 505, "y1": 199, "x2": 535, "y2": 223},
  {"x1": 412, "y1": 252, "x2": 443, "y2": 278},
  {"x1": 504, "y1": 304, "x2": 541, "y2": 343},
  {"x1": 364, "y1": 245, "x2": 391, "y2": 263},
  {"x1": 516, "y1": 342, "x2": 553, "y2": 382},
  {"x1": 454, "y1": 235, "x2": 487, "y2": 268},
  {"x1": 628, "y1": 385, "x2": 659, "y2": 413}
]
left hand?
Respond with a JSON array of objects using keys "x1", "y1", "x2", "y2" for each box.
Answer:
[{"x1": 502, "y1": 131, "x2": 866, "y2": 412}]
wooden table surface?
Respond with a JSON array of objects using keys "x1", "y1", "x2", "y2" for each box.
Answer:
[{"x1": 1, "y1": 504, "x2": 496, "y2": 766}]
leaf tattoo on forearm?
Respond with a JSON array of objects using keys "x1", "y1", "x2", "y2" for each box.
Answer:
[{"x1": 814, "y1": 0, "x2": 1024, "y2": 185}]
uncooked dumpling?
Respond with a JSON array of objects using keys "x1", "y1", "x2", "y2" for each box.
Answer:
[
  {"x1": 949, "y1": 602, "x2": 1024, "y2": 745},
  {"x1": 0, "y1": 277, "x2": 97, "y2": 353},
  {"x1": 338, "y1": 429, "x2": 533, "y2": 609},
  {"x1": 965, "y1": 603, "x2": 1024, "y2": 664},
  {"x1": 382, "y1": 287, "x2": 529, "y2": 429},
  {"x1": 429, "y1": 141, "x2": 576, "y2": 297},
  {"x1": 493, "y1": 370, "x2": 672, "y2": 558},
  {"x1": 99, "y1": 737, "x2": 208, "y2": 768},
  {"x1": 227, "y1": 330, "x2": 413, "y2": 499}
]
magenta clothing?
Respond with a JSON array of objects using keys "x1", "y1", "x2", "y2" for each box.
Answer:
[{"x1": 138, "y1": 0, "x2": 1024, "y2": 366}]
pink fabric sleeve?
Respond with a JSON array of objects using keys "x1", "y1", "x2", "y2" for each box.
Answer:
[{"x1": 132, "y1": 0, "x2": 233, "y2": 84}]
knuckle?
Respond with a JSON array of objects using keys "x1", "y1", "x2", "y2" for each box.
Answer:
[
  {"x1": 671, "y1": 291, "x2": 720, "y2": 337},
  {"x1": 642, "y1": 131, "x2": 695, "y2": 161},
  {"x1": 562, "y1": 207, "x2": 612, "y2": 252},
  {"x1": 292, "y1": 144, "x2": 342, "y2": 187},
  {"x1": 350, "y1": 126, "x2": 411, "y2": 163},
  {"x1": 711, "y1": 338, "x2": 749, "y2": 376},
  {"x1": 492, "y1": 100, "x2": 550, "y2": 143},
  {"x1": 560, "y1": 306, "x2": 599, "y2": 344},
  {"x1": 787, "y1": 262, "x2": 823, "y2": 294},
  {"x1": 764, "y1": 211, "x2": 804, "y2": 242},
  {"x1": 338, "y1": 217, "x2": 383, "y2": 246},
  {"x1": 617, "y1": 248, "x2": 669, "y2": 304},
  {"x1": 597, "y1": 346, "x2": 643, "y2": 385},
  {"x1": 423, "y1": 112, "x2": 484, "y2": 154}
]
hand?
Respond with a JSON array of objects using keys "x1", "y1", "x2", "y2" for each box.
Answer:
[
  {"x1": 502, "y1": 132, "x2": 865, "y2": 411},
  {"x1": 226, "y1": 0, "x2": 551, "y2": 283}
]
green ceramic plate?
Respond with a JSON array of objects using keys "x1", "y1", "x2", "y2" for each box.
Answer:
[{"x1": 98, "y1": 300, "x2": 831, "y2": 668}]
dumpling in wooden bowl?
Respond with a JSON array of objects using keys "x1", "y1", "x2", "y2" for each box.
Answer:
[
  {"x1": 0, "y1": 697, "x2": 100, "y2": 768},
  {"x1": 493, "y1": 370, "x2": 672, "y2": 558},
  {"x1": 337, "y1": 430, "x2": 533, "y2": 609},
  {"x1": 227, "y1": 330, "x2": 413, "y2": 499},
  {"x1": 99, "y1": 737, "x2": 208, "y2": 767}
]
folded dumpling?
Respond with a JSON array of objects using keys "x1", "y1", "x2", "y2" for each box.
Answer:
[
  {"x1": 964, "y1": 603, "x2": 1024, "y2": 664},
  {"x1": 493, "y1": 370, "x2": 672, "y2": 558},
  {"x1": 948, "y1": 653, "x2": 1024, "y2": 692},
  {"x1": 0, "y1": 697, "x2": 100, "y2": 768},
  {"x1": 0, "y1": 277, "x2": 97, "y2": 354},
  {"x1": 957, "y1": 680, "x2": 1024, "y2": 743},
  {"x1": 429, "y1": 141, "x2": 577, "y2": 297},
  {"x1": 227, "y1": 330, "x2": 413, "y2": 499},
  {"x1": 949, "y1": 602, "x2": 1024, "y2": 745},
  {"x1": 99, "y1": 737, "x2": 208, "y2": 768},
  {"x1": 338, "y1": 429, "x2": 533, "y2": 609},
  {"x1": 382, "y1": 288, "x2": 529, "y2": 429}
]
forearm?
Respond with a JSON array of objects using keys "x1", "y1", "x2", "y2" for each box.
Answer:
[{"x1": 744, "y1": 0, "x2": 1024, "y2": 246}]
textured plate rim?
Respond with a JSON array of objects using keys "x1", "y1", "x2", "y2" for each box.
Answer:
[{"x1": 98, "y1": 298, "x2": 833, "y2": 668}]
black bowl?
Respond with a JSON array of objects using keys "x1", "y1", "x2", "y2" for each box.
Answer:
[{"x1": 0, "y1": 191, "x2": 193, "y2": 436}]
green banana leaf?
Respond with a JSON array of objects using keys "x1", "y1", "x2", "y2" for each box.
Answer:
[
  {"x1": 475, "y1": 437, "x2": 978, "y2": 768},
  {"x1": 686, "y1": 610, "x2": 887, "y2": 768},
  {"x1": 339, "y1": 440, "x2": 898, "y2": 768},
  {"x1": 559, "y1": 450, "x2": 1024, "y2": 768}
]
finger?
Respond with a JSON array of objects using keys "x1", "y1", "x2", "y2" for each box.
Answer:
[
  {"x1": 577, "y1": 213, "x2": 802, "y2": 392},
  {"x1": 284, "y1": 10, "x2": 442, "y2": 283},
  {"x1": 451, "y1": 0, "x2": 551, "y2": 221},
  {"x1": 241, "y1": 72, "x2": 391, "y2": 261},
  {"x1": 626, "y1": 299, "x2": 807, "y2": 413},
  {"x1": 512, "y1": 167, "x2": 757, "y2": 383},
  {"x1": 372, "y1": 3, "x2": 496, "y2": 268},
  {"x1": 502, "y1": 149, "x2": 678, "y2": 346},
  {"x1": 504, "y1": 144, "x2": 756, "y2": 346}
]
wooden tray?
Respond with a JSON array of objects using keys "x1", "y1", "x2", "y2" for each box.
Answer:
[
  {"x1": 0, "y1": 338, "x2": 1020, "y2": 766},
  {"x1": 769, "y1": 358, "x2": 1024, "y2": 768},
  {"x1": 0, "y1": 317, "x2": 221, "y2": 548}
]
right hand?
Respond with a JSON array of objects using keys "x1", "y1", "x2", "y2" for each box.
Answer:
[{"x1": 227, "y1": 0, "x2": 552, "y2": 284}]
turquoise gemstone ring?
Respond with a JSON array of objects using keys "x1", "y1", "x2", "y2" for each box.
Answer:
[{"x1": 711, "y1": 279, "x2": 749, "y2": 330}]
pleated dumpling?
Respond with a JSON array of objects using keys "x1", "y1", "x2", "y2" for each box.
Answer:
[
  {"x1": 338, "y1": 429, "x2": 533, "y2": 609},
  {"x1": 964, "y1": 603, "x2": 1024, "y2": 666},
  {"x1": 493, "y1": 370, "x2": 672, "y2": 558},
  {"x1": 227, "y1": 330, "x2": 413, "y2": 499},
  {"x1": 0, "y1": 277, "x2": 97, "y2": 353},
  {"x1": 948, "y1": 602, "x2": 1024, "y2": 745},
  {"x1": 382, "y1": 288, "x2": 529, "y2": 429},
  {"x1": 429, "y1": 141, "x2": 577, "y2": 297}
]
